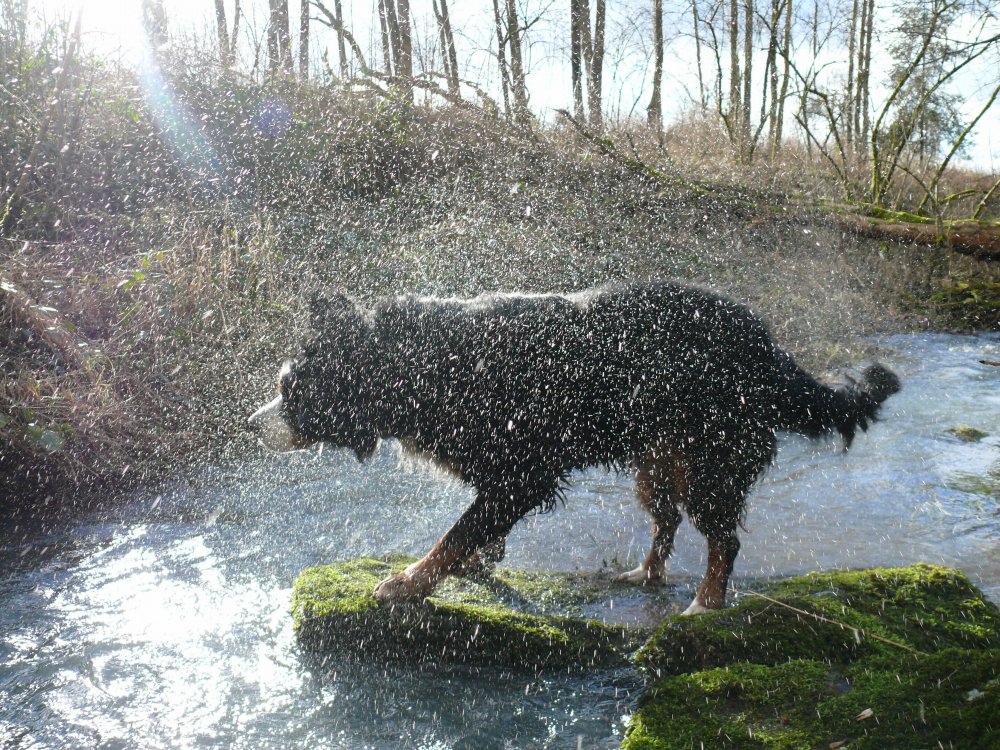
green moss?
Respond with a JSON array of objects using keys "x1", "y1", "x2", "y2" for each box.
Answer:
[
  {"x1": 291, "y1": 556, "x2": 642, "y2": 669},
  {"x1": 636, "y1": 565, "x2": 999, "y2": 678},
  {"x1": 626, "y1": 565, "x2": 1000, "y2": 749},
  {"x1": 946, "y1": 425, "x2": 990, "y2": 442},
  {"x1": 623, "y1": 651, "x2": 1000, "y2": 750}
]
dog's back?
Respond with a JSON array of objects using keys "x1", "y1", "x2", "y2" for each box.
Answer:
[{"x1": 373, "y1": 281, "x2": 896, "y2": 477}]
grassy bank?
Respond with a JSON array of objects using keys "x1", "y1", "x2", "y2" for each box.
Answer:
[{"x1": 2, "y1": 27, "x2": 999, "y2": 506}]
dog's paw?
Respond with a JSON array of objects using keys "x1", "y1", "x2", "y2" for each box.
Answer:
[
  {"x1": 373, "y1": 572, "x2": 430, "y2": 602},
  {"x1": 680, "y1": 597, "x2": 711, "y2": 615},
  {"x1": 615, "y1": 565, "x2": 665, "y2": 586}
]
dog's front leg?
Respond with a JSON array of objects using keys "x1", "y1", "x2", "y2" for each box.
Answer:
[
  {"x1": 373, "y1": 490, "x2": 530, "y2": 602},
  {"x1": 372, "y1": 537, "x2": 470, "y2": 601}
]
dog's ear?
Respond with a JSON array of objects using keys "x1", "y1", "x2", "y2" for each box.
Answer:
[{"x1": 308, "y1": 290, "x2": 360, "y2": 330}]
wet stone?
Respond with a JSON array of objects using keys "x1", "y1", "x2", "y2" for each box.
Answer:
[{"x1": 291, "y1": 555, "x2": 656, "y2": 670}]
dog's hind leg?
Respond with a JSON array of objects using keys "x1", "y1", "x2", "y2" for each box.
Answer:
[
  {"x1": 681, "y1": 432, "x2": 774, "y2": 614},
  {"x1": 682, "y1": 532, "x2": 740, "y2": 614},
  {"x1": 617, "y1": 447, "x2": 686, "y2": 585}
]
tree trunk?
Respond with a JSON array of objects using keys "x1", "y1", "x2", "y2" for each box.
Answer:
[
  {"x1": 859, "y1": 0, "x2": 874, "y2": 146},
  {"x1": 647, "y1": 0, "x2": 663, "y2": 130},
  {"x1": 764, "y1": 0, "x2": 780, "y2": 157},
  {"x1": 772, "y1": 0, "x2": 791, "y2": 156},
  {"x1": 229, "y1": 1, "x2": 242, "y2": 63},
  {"x1": 276, "y1": 0, "x2": 293, "y2": 73},
  {"x1": 571, "y1": 0, "x2": 585, "y2": 122},
  {"x1": 845, "y1": 0, "x2": 859, "y2": 150},
  {"x1": 691, "y1": 0, "x2": 706, "y2": 110},
  {"x1": 504, "y1": 0, "x2": 529, "y2": 123},
  {"x1": 740, "y1": 0, "x2": 753, "y2": 160},
  {"x1": 588, "y1": 0, "x2": 605, "y2": 130},
  {"x1": 299, "y1": 0, "x2": 310, "y2": 78},
  {"x1": 214, "y1": 0, "x2": 232, "y2": 67},
  {"x1": 728, "y1": 0, "x2": 740, "y2": 140},
  {"x1": 377, "y1": 0, "x2": 394, "y2": 75},
  {"x1": 433, "y1": 0, "x2": 460, "y2": 96},
  {"x1": 492, "y1": 0, "x2": 511, "y2": 117},
  {"x1": 142, "y1": 0, "x2": 169, "y2": 50},
  {"x1": 267, "y1": 0, "x2": 292, "y2": 74},
  {"x1": 397, "y1": 0, "x2": 413, "y2": 101},
  {"x1": 332, "y1": 0, "x2": 347, "y2": 77}
]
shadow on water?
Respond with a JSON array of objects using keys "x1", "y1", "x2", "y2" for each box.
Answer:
[{"x1": 1, "y1": 332, "x2": 999, "y2": 748}]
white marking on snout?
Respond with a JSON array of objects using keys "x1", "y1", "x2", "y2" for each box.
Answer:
[{"x1": 248, "y1": 395, "x2": 300, "y2": 451}]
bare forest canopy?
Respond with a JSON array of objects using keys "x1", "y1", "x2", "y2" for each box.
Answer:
[{"x1": 2, "y1": 0, "x2": 1000, "y2": 502}]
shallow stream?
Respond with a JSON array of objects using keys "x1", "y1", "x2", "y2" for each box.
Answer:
[{"x1": 2, "y1": 332, "x2": 999, "y2": 749}]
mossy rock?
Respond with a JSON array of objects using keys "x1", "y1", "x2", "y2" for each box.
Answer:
[
  {"x1": 625, "y1": 564, "x2": 1000, "y2": 749},
  {"x1": 946, "y1": 424, "x2": 989, "y2": 442},
  {"x1": 624, "y1": 650, "x2": 1000, "y2": 750},
  {"x1": 635, "y1": 564, "x2": 999, "y2": 677},
  {"x1": 291, "y1": 555, "x2": 646, "y2": 670}
]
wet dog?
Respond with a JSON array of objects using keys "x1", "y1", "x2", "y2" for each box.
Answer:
[{"x1": 250, "y1": 281, "x2": 899, "y2": 613}]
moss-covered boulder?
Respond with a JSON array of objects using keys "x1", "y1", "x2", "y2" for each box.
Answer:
[
  {"x1": 624, "y1": 564, "x2": 1000, "y2": 749},
  {"x1": 946, "y1": 424, "x2": 989, "y2": 442},
  {"x1": 291, "y1": 555, "x2": 648, "y2": 670}
]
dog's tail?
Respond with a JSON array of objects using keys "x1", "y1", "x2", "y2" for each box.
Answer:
[{"x1": 771, "y1": 353, "x2": 901, "y2": 448}]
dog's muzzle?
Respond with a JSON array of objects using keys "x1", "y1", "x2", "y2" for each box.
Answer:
[{"x1": 248, "y1": 395, "x2": 303, "y2": 451}]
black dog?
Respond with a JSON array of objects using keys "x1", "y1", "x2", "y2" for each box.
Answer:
[{"x1": 250, "y1": 281, "x2": 899, "y2": 613}]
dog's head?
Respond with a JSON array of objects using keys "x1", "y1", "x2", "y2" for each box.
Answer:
[{"x1": 249, "y1": 291, "x2": 380, "y2": 461}]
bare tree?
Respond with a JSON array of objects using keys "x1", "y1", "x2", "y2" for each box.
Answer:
[
  {"x1": 647, "y1": 0, "x2": 663, "y2": 130},
  {"x1": 142, "y1": 0, "x2": 168, "y2": 50},
  {"x1": 214, "y1": 0, "x2": 233, "y2": 67},
  {"x1": 772, "y1": 0, "x2": 791, "y2": 155},
  {"x1": 569, "y1": 0, "x2": 605, "y2": 129},
  {"x1": 505, "y1": 0, "x2": 530, "y2": 122},
  {"x1": 571, "y1": 0, "x2": 585, "y2": 121},
  {"x1": 585, "y1": 0, "x2": 605, "y2": 130},
  {"x1": 299, "y1": 0, "x2": 310, "y2": 78},
  {"x1": 690, "y1": 0, "x2": 707, "y2": 110},
  {"x1": 377, "y1": 0, "x2": 413, "y2": 100},
  {"x1": 491, "y1": 0, "x2": 512, "y2": 116},
  {"x1": 267, "y1": 0, "x2": 293, "y2": 74},
  {"x1": 739, "y1": 0, "x2": 752, "y2": 157},
  {"x1": 433, "y1": 0, "x2": 460, "y2": 96}
]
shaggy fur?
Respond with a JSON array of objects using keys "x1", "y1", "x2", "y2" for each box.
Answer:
[{"x1": 251, "y1": 281, "x2": 900, "y2": 608}]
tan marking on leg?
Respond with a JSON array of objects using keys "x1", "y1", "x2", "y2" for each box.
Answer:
[
  {"x1": 373, "y1": 539, "x2": 468, "y2": 602},
  {"x1": 689, "y1": 538, "x2": 733, "y2": 612},
  {"x1": 618, "y1": 445, "x2": 687, "y2": 585}
]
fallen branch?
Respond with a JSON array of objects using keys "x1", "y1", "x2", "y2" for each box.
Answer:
[{"x1": 823, "y1": 209, "x2": 1000, "y2": 262}]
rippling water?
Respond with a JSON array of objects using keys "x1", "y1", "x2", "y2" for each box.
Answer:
[{"x1": 2, "y1": 333, "x2": 999, "y2": 749}]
